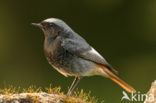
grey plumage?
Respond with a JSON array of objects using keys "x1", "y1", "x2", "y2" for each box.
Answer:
[
  {"x1": 32, "y1": 18, "x2": 136, "y2": 95},
  {"x1": 41, "y1": 18, "x2": 117, "y2": 76}
]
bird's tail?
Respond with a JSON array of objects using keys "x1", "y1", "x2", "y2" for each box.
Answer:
[{"x1": 97, "y1": 64, "x2": 136, "y2": 93}]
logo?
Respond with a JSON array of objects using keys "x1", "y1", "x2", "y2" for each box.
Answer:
[
  {"x1": 121, "y1": 91, "x2": 155, "y2": 102},
  {"x1": 121, "y1": 91, "x2": 130, "y2": 101}
]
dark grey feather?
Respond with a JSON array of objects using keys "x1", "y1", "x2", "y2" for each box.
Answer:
[{"x1": 61, "y1": 31, "x2": 118, "y2": 74}]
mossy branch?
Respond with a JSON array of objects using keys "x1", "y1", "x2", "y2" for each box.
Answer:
[{"x1": 0, "y1": 85, "x2": 98, "y2": 103}]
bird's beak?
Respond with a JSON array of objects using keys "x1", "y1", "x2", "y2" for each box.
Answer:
[{"x1": 31, "y1": 23, "x2": 42, "y2": 28}]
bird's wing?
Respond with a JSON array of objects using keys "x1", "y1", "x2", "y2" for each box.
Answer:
[{"x1": 61, "y1": 37, "x2": 118, "y2": 74}]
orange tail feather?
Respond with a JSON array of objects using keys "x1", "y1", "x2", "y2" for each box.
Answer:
[{"x1": 97, "y1": 65, "x2": 136, "y2": 93}]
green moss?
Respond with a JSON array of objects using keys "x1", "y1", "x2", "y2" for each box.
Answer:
[
  {"x1": 0, "y1": 85, "x2": 99, "y2": 103},
  {"x1": 62, "y1": 90, "x2": 98, "y2": 103}
]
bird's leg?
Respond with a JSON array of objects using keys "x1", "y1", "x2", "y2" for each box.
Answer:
[{"x1": 67, "y1": 76, "x2": 83, "y2": 96}]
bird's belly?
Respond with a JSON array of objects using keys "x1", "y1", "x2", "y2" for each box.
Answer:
[{"x1": 46, "y1": 50, "x2": 97, "y2": 77}]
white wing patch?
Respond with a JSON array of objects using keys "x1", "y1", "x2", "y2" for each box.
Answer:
[{"x1": 89, "y1": 47, "x2": 104, "y2": 59}]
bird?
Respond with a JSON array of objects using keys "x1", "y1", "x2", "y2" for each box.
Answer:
[{"x1": 32, "y1": 18, "x2": 136, "y2": 96}]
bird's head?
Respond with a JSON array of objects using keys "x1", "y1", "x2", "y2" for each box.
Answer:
[{"x1": 32, "y1": 18, "x2": 71, "y2": 37}]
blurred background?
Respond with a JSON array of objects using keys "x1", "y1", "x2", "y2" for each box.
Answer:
[{"x1": 0, "y1": 0, "x2": 156, "y2": 102}]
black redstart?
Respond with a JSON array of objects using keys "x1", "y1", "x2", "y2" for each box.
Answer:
[{"x1": 32, "y1": 18, "x2": 136, "y2": 95}]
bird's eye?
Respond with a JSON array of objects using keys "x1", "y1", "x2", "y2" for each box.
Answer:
[{"x1": 49, "y1": 23, "x2": 54, "y2": 27}]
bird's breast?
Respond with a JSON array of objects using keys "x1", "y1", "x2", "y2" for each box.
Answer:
[{"x1": 43, "y1": 37, "x2": 98, "y2": 77}]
